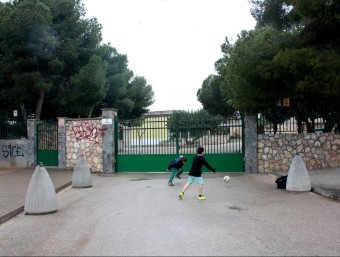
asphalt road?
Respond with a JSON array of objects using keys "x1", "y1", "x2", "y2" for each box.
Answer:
[{"x1": 0, "y1": 172, "x2": 339, "y2": 256}]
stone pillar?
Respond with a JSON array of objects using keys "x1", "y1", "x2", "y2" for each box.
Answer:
[
  {"x1": 57, "y1": 117, "x2": 67, "y2": 169},
  {"x1": 27, "y1": 119, "x2": 38, "y2": 167},
  {"x1": 101, "y1": 108, "x2": 118, "y2": 173},
  {"x1": 244, "y1": 114, "x2": 258, "y2": 173}
]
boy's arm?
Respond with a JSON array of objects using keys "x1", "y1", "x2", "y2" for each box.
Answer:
[{"x1": 203, "y1": 158, "x2": 216, "y2": 173}]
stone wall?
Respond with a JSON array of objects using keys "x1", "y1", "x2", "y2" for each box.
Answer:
[
  {"x1": 258, "y1": 132, "x2": 340, "y2": 173},
  {"x1": 65, "y1": 119, "x2": 103, "y2": 172}
]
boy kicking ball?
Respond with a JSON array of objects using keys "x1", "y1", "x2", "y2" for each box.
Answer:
[{"x1": 179, "y1": 146, "x2": 216, "y2": 200}]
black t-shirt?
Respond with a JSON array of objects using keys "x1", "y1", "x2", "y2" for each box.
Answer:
[{"x1": 189, "y1": 155, "x2": 216, "y2": 177}]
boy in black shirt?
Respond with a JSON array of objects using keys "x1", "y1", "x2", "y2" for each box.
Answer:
[{"x1": 179, "y1": 147, "x2": 216, "y2": 200}]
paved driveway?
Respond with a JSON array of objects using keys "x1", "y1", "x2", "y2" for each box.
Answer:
[{"x1": 0, "y1": 172, "x2": 339, "y2": 256}]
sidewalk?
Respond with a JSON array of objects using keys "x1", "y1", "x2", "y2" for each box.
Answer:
[
  {"x1": 271, "y1": 167, "x2": 340, "y2": 200},
  {"x1": 0, "y1": 167, "x2": 73, "y2": 224},
  {"x1": 0, "y1": 167, "x2": 339, "y2": 225}
]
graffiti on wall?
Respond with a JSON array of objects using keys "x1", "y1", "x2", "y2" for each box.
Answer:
[
  {"x1": 2, "y1": 145, "x2": 24, "y2": 158},
  {"x1": 71, "y1": 121, "x2": 105, "y2": 144}
]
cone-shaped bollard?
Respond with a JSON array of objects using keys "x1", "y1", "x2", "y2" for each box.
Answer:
[
  {"x1": 24, "y1": 164, "x2": 58, "y2": 215},
  {"x1": 72, "y1": 157, "x2": 92, "y2": 188},
  {"x1": 286, "y1": 154, "x2": 311, "y2": 192}
]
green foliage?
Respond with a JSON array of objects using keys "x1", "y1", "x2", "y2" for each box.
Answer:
[
  {"x1": 197, "y1": 74, "x2": 235, "y2": 116},
  {"x1": 272, "y1": 47, "x2": 340, "y2": 96},
  {"x1": 218, "y1": 28, "x2": 295, "y2": 113},
  {"x1": 0, "y1": 0, "x2": 154, "y2": 120},
  {"x1": 69, "y1": 55, "x2": 108, "y2": 117},
  {"x1": 198, "y1": 0, "x2": 339, "y2": 132},
  {"x1": 91, "y1": 44, "x2": 155, "y2": 119},
  {"x1": 250, "y1": 0, "x2": 293, "y2": 30},
  {"x1": 122, "y1": 76, "x2": 155, "y2": 119}
]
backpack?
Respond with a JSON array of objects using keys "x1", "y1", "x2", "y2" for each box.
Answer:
[{"x1": 275, "y1": 175, "x2": 287, "y2": 189}]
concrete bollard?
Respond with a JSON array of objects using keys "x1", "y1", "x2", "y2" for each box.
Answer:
[
  {"x1": 24, "y1": 164, "x2": 58, "y2": 215},
  {"x1": 72, "y1": 157, "x2": 92, "y2": 188},
  {"x1": 286, "y1": 154, "x2": 312, "y2": 192}
]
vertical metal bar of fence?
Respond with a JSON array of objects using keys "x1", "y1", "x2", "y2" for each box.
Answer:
[
  {"x1": 239, "y1": 118, "x2": 242, "y2": 153},
  {"x1": 0, "y1": 110, "x2": 29, "y2": 139},
  {"x1": 241, "y1": 114, "x2": 245, "y2": 155},
  {"x1": 161, "y1": 115, "x2": 164, "y2": 154},
  {"x1": 150, "y1": 117, "x2": 153, "y2": 154},
  {"x1": 118, "y1": 113, "x2": 245, "y2": 156},
  {"x1": 139, "y1": 122, "x2": 142, "y2": 154},
  {"x1": 229, "y1": 119, "x2": 232, "y2": 153},
  {"x1": 154, "y1": 116, "x2": 157, "y2": 154},
  {"x1": 213, "y1": 121, "x2": 215, "y2": 153},
  {"x1": 140, "y1": 124, "x2": 143, "y2": 150},
  {"x1": 114, "y1": 115, "x2": 118, "y2": 169},
  {"x1": 159, "y1": 116, "x2": 161, "y2": 154},
  {"x1": 175, "y1": 114, "x2": 180, "y2": 155},
  {"x1": 125, "y1": 125, "x2": 128, "y2": 155},
  {"x1": 153, "y1": 116, "x2": 155, "y2": 154},
  {"x1": 232, "y1": 119, "x2": 236, "y2": 153},
  {"x1": 157, "y1": 116, "x2": 160, "y2": 154},
  {"x1": 156, "y1": 117, "x2": 159, "y2": 154},
  {"x1": 165, "y1": 115, "x2": 169, "y2": 154},
  {"x1": 161, "y1": 116, "x2": 164, "y2": 154},
  {"x1": 128, "y1": 126, "x2": 131, "y2": 155},
  {"x1": 146, "y1": 117, "x2": 149, "y2": 154}
]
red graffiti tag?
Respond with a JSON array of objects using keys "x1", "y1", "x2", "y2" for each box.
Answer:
[{"x1": 71, "y1": 121, "x2": 105, "y2": 144}]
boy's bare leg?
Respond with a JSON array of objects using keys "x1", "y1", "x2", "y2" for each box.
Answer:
[
  {"x1": 198, "y1": 184, "x2": 203, "y2": 195},
  {"x1": 182, "y1": 183, "x2": 190, "y2": 193},
  {"x1": 179, "y1": 183, "x2": 190, "y2": 199}
]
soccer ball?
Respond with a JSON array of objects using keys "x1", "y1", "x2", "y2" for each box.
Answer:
[{"x1": 223, "y1": 175, "x2": 231, "y2": 183}]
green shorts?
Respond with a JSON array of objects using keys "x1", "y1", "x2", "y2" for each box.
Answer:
[{"x1": 187, "y1": 175, "x2": 204, "y2": 185}]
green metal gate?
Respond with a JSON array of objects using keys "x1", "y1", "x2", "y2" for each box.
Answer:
[
  {"x1": 115, "y1": 112, "x2": 244, "y2": 172},
  {"x1": 37, "y1": 121, "x2": 58, "y2": 166}
]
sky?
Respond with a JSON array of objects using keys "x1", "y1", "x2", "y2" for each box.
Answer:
[{"x1": 81, "y1": 0, "x2": 256, "y2": 112}]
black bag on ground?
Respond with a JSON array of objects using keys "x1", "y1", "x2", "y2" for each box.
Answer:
[{"x1": 275, "y1": 175, "x2": 287, "y2": 189}]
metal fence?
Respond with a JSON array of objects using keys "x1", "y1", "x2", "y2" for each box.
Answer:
[
  {"x1": 118, "y1": 113, "x2": 243, "y2": 155},
  {"x1": 0, "y1": 110, "x2": 31, "y2": 139},
  {"x1": 36, "y1": 121, "x2": 58, "y2": 166},
  {"x1": 258, "y1": 96, "x2": 340, "y2": 134}
]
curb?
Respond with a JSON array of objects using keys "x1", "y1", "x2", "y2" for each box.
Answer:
[
  {"x1": 0, "y1": 181, "x2": 72, "y2": 225},
  {"x1": 0, "y1": 206, "x2": 24, "y2": 225},
  {"x1": 311, "y1": 186, "x2": 340, "y2": 201}
]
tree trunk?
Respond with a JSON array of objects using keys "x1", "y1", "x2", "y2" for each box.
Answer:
[
  {"x1": 88, "y1": 106, "x2": 94, "y2": 118},
  {"x1": 35, "y1": 91, "x2": 45, "y2": 120},
  {"x1": 20, "y1": 103, "x2": 27, "y2": 125}
]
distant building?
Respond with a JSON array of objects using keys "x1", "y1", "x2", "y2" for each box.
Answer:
[{"x1": 120, "y1": 110, "x2": 174, "y2": 146}]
